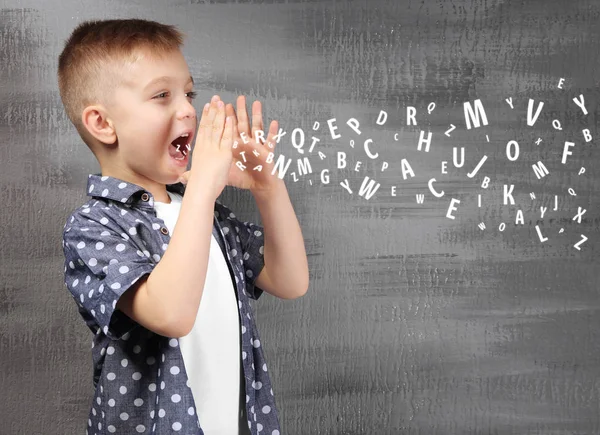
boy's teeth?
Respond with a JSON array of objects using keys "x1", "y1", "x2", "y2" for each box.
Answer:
[{"x1": 185, "y1": 144, "x2": 191, "y2": 151}]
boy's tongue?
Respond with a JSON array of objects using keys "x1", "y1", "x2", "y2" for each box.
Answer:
[
  {"x1": 169, "y1": 136, "x2": 187, "y2": 158},
  {"x1": 168, "y1": 143, "x2": 183, "y2": 158}
]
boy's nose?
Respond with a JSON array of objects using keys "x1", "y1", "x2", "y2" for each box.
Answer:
[{"x1": 177, "y1": 100, "x2": 196, "y2": 120}]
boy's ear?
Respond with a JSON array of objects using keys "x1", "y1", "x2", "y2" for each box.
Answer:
[{"x1": 81, "y1": 105, "x2": 117, "y2": 145}]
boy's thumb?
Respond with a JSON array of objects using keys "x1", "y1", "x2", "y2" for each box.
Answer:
[{"x1": 178, "y1": 171, "x2": 190, "y2": 185}]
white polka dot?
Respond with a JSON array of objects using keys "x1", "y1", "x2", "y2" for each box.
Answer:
[
  {"x1": 100, "y1": 217, "x2": 109, "y2": 225},
  {"x1": 136, "y1": 425, "x2": 145, "y2": 433},
  {"x1": 161, "y1": 381, "x2": 165, "y2": 390},
  {"x1": 187, "y1": 407, "x2": 195, "y2": 416},
  {"x1": 171, "y1": 394, "x2": 181, "y2": 403},
  {"x1": 169, "y1": 338, "x2": 178, "y2": 347},
  {"x1": 101, "y1": 176, "x2": 108, "y2": 181},
  {"x1": 77, "y1": 241, "x2": 85, "y2": 249},
  {"x1": 108, "y1": 398, "x2": 115, "y2": 407},
  {"x1": 262, "y1": 405, "x2": 271, "y2": 414},
  {"x1": 116, "y1": 243, "x2": 126, "y2": 252},
  {"x1": 129, "y1": 227, "x2": 137, "y2": 235},
  {"x1": 172, "y1": 422, "x2": 182, "y2": 431},
  {"x1": 118, "y1": 182, "x2": 127, "y2": 189},
  {"x1": 119, "y1": 265, "x2": 129, "y2": 274},
  {"x1": 121, "y1": 359, "x2": 128, "y2": 367},
  {"x1": 119, "y1": 386, "x2": 127, "y2": 394},
  {"x1": 134, "y1": 398, "x2": 144, "y2": 406},
  {"x1": 158, "y1": 409, "x2": 166, "y2": 418},
  {"x1": 110, "y1": 282, "x2": 121, "y2": 290},
  {"x1": 147, "y1": 357, "x2": 156, "y2": 365},
  {"x1": 148, "y1": 383, "x2": 156, "y2": 391},
  {"x1": 95, "y1": 242, "x2": 104, "y2": 250},
  {"x1": 133, "y1": 345, "x2": 141, "y2": 354},
  {"x1": 133, "y1": 372, "x2": 142, "y2": 381},
  {"x1": 120, "y1": 412, "x2": 129, "y2": 421},
  {"x1": 107, "y1": 425, "x2": 116, "y2": 433}
]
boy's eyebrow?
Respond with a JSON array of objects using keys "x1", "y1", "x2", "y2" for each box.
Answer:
[{"x1": 143, "y1": 75, "x2": 194, "y2": 91}]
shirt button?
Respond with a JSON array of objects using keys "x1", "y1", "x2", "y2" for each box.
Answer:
[
  {"x1": 141, "y1": 193, "x2": 150, "y2": 201},
  {"x1": 160, "y1": 227, "x2": 169, "y2": 235}
]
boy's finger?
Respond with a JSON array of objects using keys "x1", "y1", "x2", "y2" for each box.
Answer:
[
  {"x1": 203, "y1": 99, "x2": 219, "y2": 141},
  {"x1": 236, "y1": 95, "x2": 250, "y2": 137},
  {"x1": 196, "y1": 102, "x2": 212, "y2": 148},
  {"x1": 264, "y1": 120, "x2": 278, "y2": 150},
  {"x1": 225, "y1": 103, "x2": 238, "y2": 129},
  {"x1": 251, "y1": 100, "x2": 263, "y2": 143},
  {"x1": 220, "y1": 116, "x2": 233, "y2": 151},
  {"x1": 211, "y1": 101, "x2": 226, "y2": 146}
]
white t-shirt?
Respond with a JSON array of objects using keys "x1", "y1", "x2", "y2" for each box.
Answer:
[{"x1": 154, "y1": 190, "x2": 249, "y2": 434}]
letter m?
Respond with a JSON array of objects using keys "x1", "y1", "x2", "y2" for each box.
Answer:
[
  {"x1": 532, "y1": 161, "x2": 549, "y2": 179},
  {"x1": 463, "y1": 99, "x2": 488, "y2": 130}
]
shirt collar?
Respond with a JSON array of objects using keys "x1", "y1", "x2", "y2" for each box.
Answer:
[{"x1": 86, "y1": 173, "x2": 186, "y2": 206}]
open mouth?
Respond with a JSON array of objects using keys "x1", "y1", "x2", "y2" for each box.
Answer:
[{"x1": 169, "y1": 133, "x2": 192, "y2": 161}]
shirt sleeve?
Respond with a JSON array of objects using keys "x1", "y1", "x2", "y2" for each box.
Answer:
[
  {"x1": 62, "y1": 210, "x2": 155, "y2": 340},
  {"x1": 217, "y1": 201, "x2": 266, "y2": 301}
]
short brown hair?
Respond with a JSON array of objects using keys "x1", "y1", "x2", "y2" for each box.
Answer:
[{"x1": 57, "y1": 19, "x2": 186, "y2": 149}]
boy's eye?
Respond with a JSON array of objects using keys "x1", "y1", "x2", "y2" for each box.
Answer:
[{"x1": 153, "y1": 91, "x2": 197, "y2": 99}]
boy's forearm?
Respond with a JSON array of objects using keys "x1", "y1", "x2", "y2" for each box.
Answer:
[
  {"x1": 145, "y1": 176, "x2": 214, "y2": 335},
  {"x1": 253, "y1": 180, "x2": 309, "y2": 296}
]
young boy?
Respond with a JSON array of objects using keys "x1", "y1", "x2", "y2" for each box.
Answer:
[{"x1": 59, "y1": 19, "x2": 309, "y2": 435}]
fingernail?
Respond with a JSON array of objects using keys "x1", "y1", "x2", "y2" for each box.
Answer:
[
  {"x1": 212, "y1": 95, "x2": 219, "y2": 102},
  {"x1": 217, "y1": 101, "x2": 224, "y2": 108},
  {"x1": 204, "y1": 103, "x2": 209, "y2": 111}
]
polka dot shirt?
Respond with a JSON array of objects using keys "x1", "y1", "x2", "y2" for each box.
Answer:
[{"x1": 62, "y1": 173, "x2": 281, "y2": 434}]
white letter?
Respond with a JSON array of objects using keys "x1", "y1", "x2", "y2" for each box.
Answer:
[
  {"x1": 446, "y1": 198, "x2": 460, "y2": 219},
  {"x1": 428, "y1": 178, "x2": 444, "y2": 198},
  {"x1": 407, "y1": 106, "x2": 417, "y2": 126},
  {"x1": 364, "y1": 139, "x2": 378, "y2": 159},
  {"x1": 572, "y1": 94, "x2": 588, "y2": 115},
  {"x1": 527, "y1": 99, "x2": 545, "y2": 126},
  {"x1": 562, "y1": 141, "x2": 575, "y2": 164},
  {"x1": 463, "y1": 99, "x2": 488, "y2": 130},
  {"x1": 503, "y1": 184, "x2": 515, "y2": 205},
  {"x1": 417, "y1": 130, "x2": 432, "y2": 152},
  {"x1": 400, "y1": 159, "x2": 415, "y2": 180},
  {"x1": 327, "y1": 118, "x2": 341, "y2": 139}
]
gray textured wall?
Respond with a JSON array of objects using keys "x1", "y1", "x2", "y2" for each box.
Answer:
[{"x1": 1, "y1": 0, "x2": 599, "y2": 434}]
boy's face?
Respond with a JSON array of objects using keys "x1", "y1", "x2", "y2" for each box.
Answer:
[{"x1": 101, "y1": 48, "x2": 197, "y2": 187}]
